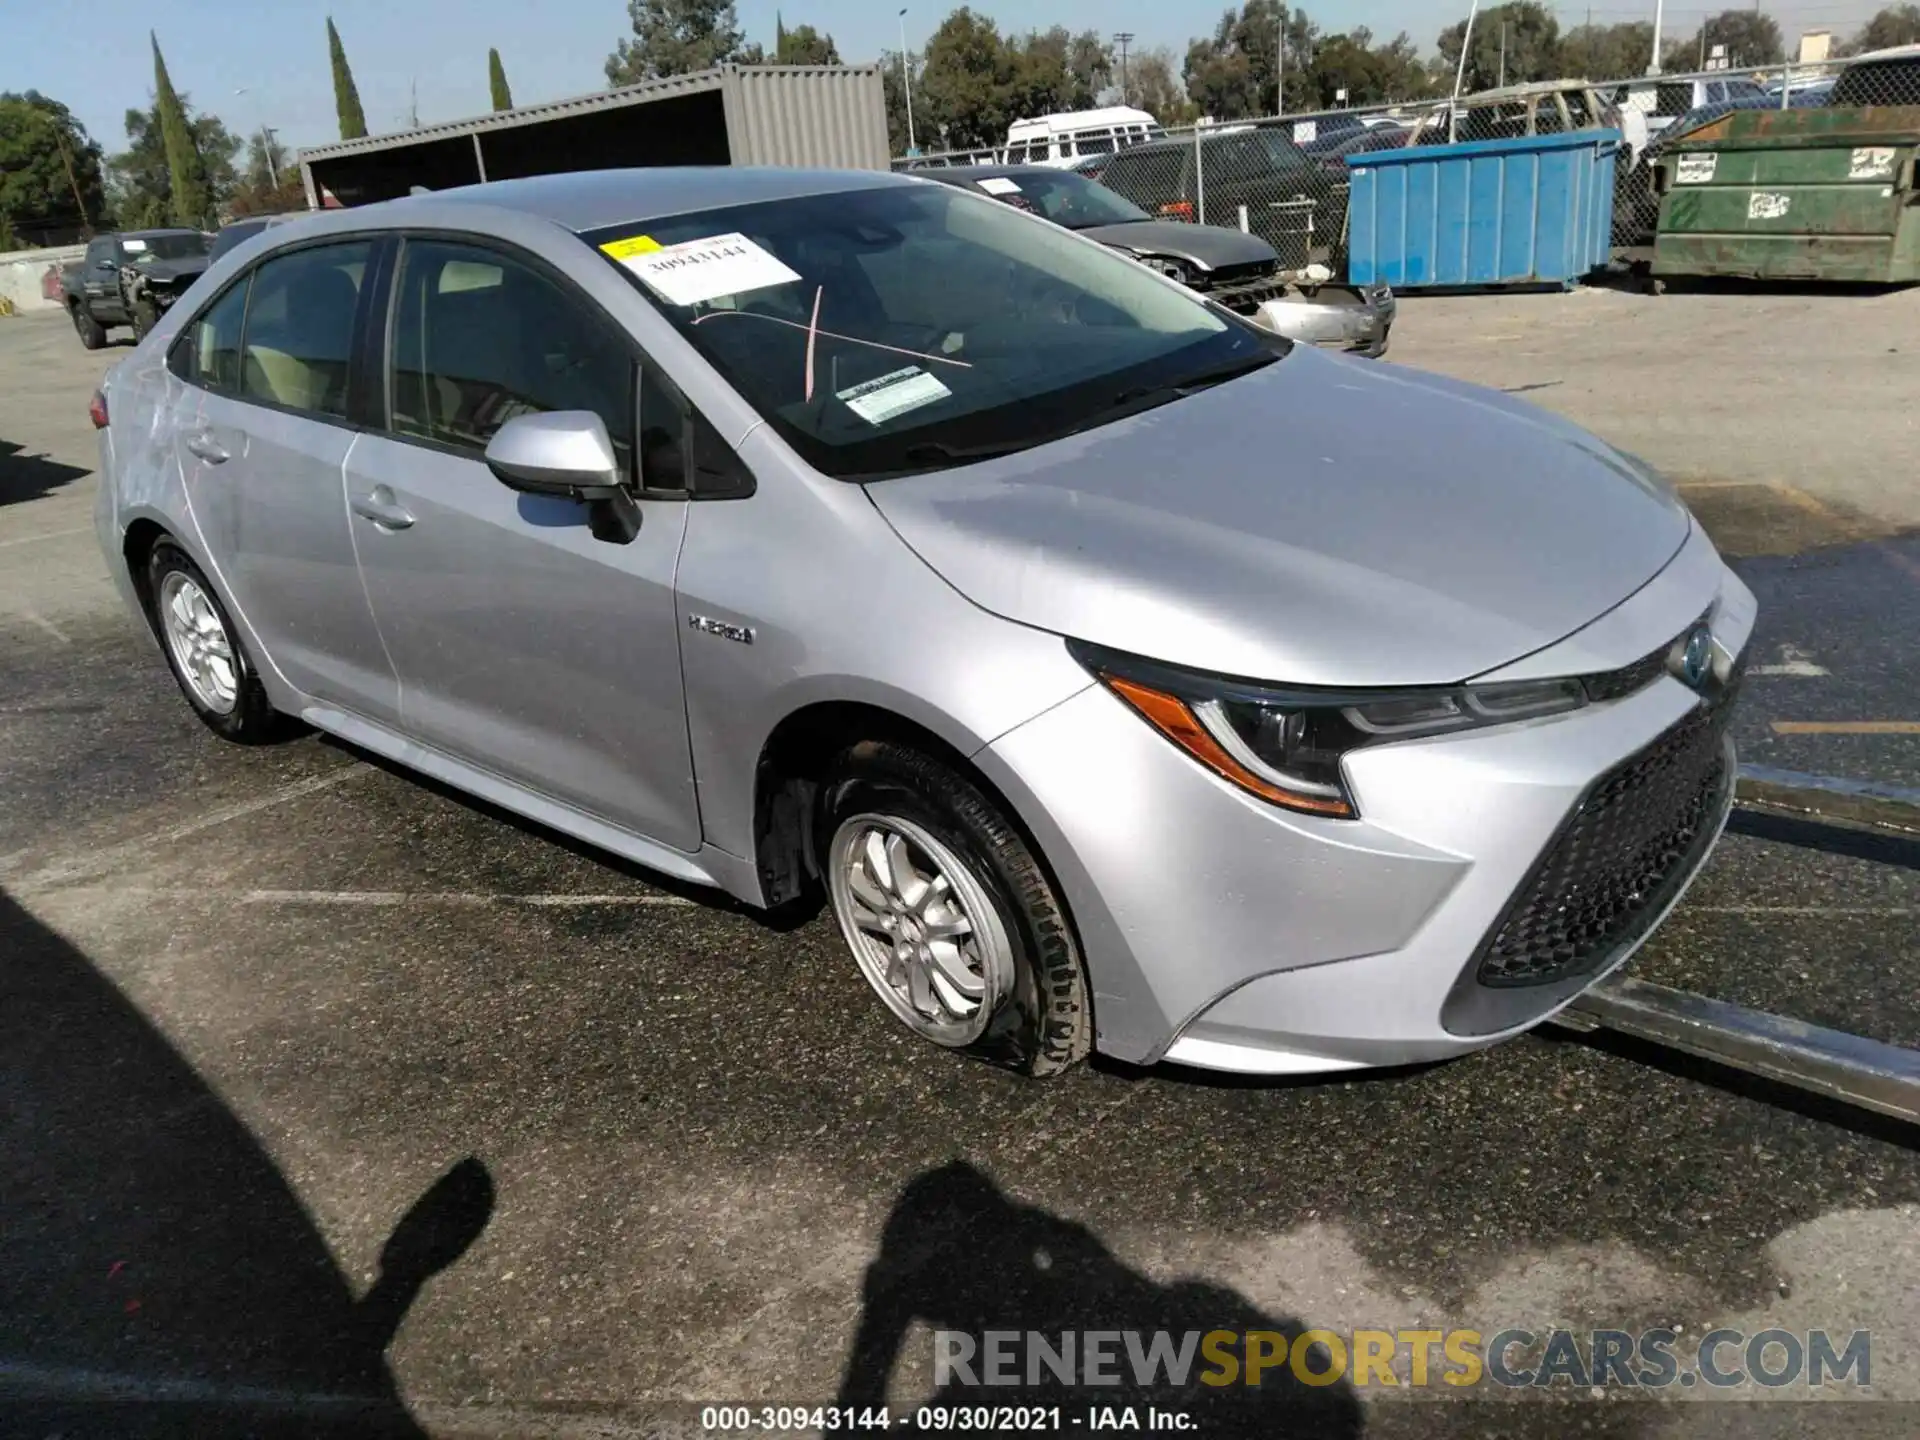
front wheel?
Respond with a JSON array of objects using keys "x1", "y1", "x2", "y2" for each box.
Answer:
[
  {"x1": 71, "y1": 302, "x2": 106, "y2": 350},
  {"x1": 818, "y1": 741, "x2": 1091, "y2": 1077}
]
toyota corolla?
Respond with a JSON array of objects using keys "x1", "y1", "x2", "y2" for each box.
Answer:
[{"x1": 91, "y1": 167, "x2": 1754, "y2": 1079}]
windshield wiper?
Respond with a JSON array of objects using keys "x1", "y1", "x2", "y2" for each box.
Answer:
[{"x1": 1104, "y1": 351, "x2": 1279, "y2": 412}]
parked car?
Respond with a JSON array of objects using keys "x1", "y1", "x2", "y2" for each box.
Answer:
[
  {"x1": 1611, "y1": 75, "x2": 1773, "y2": 144},
  {"x1": 1096, "y1": 126, "x2": 1334, "y2": 269},
  {"x1": 1302, "y1": 125, "x2": 1415, "y2": 177},
  {"x1": 208, "y1": 211, "x2": 311, "y2": 265},
  {"x1": 93, "y1": 168, "x2": 1754, "y2": 1080},
  {"x1": 915, "y1": 164, "x2": 1393, "y2": 356},
  {"x1": 1828, "y1": 43, "x2": 1920, "y2": 106},
  {"x1": 62, "y1": 229, "x2": 211, "y2": 348}
]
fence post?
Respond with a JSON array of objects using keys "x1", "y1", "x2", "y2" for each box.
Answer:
[{"x1": 1194, "y1": 125, "x2": 1205, "y2": 225}]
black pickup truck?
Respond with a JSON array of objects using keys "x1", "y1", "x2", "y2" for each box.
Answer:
[{"x1": 62, "y1": 229, "x2": 213, "y2": 349}]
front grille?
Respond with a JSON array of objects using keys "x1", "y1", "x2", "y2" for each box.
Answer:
[
  {"x1": 1473, "y1": 691, "x2": 1736, "y2": 988},
  {"x1": 1579, "y1": 643, "x2": 1671, "y2": 703},
  {"x1": 1198, "y1": 272, "x2": 1291, "y2": 311}
]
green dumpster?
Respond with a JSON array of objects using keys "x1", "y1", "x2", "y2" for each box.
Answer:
[{"x1": 1652, "y1": 106, "x2": 1920, "y2": 282}]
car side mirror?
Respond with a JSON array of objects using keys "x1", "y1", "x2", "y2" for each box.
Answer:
[{"x1": 484, "y1": 410, "x2": 642, "y2": 544}]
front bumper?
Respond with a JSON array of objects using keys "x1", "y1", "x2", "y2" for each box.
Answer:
[
  {"x1": 976, "y1": 534, "x2": 1754, "y2": 1076},
  {"x1": 1248, "y1": 283, "x2": 1396, "y2": 357}
]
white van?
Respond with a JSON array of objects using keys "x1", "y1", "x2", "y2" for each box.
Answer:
[{"x1": 1003, "y1": 107, "x2": 1163, "y2": 168}]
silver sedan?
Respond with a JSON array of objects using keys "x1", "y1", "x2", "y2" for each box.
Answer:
[{"x1": 92, "y1": 166, "x2": 1754, "y2": 1079}]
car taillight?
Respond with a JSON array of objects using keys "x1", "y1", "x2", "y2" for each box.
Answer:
[
  {"x1": 89, "y1": 389, "x2": 110, "y2": 430},
  {"x1": 1158, "y1": 200, "x2": 1196, "y2": 221}
]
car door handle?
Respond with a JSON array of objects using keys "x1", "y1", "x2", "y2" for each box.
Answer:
[
  {"x1": 186, "y1": 433, "x2": 229, "y2": 463},
  {"x1": 351, "y1": 489, "x2": 415, "y2": 530}
]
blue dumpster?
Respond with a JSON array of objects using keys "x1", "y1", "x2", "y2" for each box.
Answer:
[{"x1": 1345, "y1": 130, "x2": 1621, "y2": 290}]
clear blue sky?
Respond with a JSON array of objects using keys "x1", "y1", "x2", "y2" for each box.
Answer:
[{"x1": 0, "y1": 0, "x2": 1883, "y2": 156}]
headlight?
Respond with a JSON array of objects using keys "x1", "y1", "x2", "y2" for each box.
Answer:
[{"x1": 1070, "y1": 640, "x2": 1589, "y2": 820}]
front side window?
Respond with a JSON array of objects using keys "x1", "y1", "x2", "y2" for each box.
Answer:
[
  {"x1": 240, "y1": 240, "x2": 371, "y2": 418},
  {"x1": 587, "y1": 181, "x2": 1276, "y2": 481},
  {"x1": 388, "y1": 239, "x2": 635, "y2": 473},
  {"x1": 174, "y1": 277, "x2": 249, "y2": 391}
]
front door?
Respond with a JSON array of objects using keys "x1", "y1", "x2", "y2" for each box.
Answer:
[
  {"x1": 343, "y1": 236, "x2": 700, "y2": 851},
  {"x1": 169, "y1": 243, "x2": 400, "y2": 723}
]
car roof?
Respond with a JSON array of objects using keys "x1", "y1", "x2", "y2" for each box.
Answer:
[
  {"x1": 914, "y1": 164, "x2": 1073, "y2": 182},
  {"x1": 121, "y1": 228, "x2": 204, "y2": 240},
  {"x1": 364, "y1": 166, "x2": 910, "y2": 235}
]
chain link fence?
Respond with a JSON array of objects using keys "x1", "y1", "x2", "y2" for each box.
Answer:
[{"x1": 894, "y1": 46, "x2": 1920, "y2": 279}]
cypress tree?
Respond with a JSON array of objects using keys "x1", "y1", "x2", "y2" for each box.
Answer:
[
  {"x1": 776, "y1": 12, "x2": 788, "y2": 60},
  {"x1": 151, "y1": 34, "x2": 209, "y2": 228},
  {"x1": 489, "y1": 48, "x2": 514, "y2": 111},
  {"x1": 328, "y1": 17, "x2": 368, "y2": 139}
]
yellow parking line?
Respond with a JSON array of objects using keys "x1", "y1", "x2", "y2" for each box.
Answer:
[{"x1": 1771, "y1": 721, "x2": 1920, "y2": 735}]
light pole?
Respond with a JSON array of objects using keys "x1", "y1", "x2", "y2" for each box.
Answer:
[
  {"x1": 897, "y1": 9, "x2": 917, "y2": 156},
  {"x1": 1650, "y1": 0, "x2": 1665, "y2": 74},
  {"x1": 234, "y1": 88, "x2": 278, "y2": 189}
]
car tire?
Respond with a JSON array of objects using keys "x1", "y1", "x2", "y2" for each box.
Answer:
[
  {"x1": 818, "y1": 740, "x2": 1091, "y2": 1078},
  {"x1": 147, "y1": 542, "x2": 285, "y2": 744},
  {"x1": 72, "y1": 302, "x2": 106, "y2": 350}
]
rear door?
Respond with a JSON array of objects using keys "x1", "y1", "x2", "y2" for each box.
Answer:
[
  {"x1": 342, "y1": 234, "x2": 701, "y2": 850},
  {"x1": 171, "y1": 239, "x2": 401, "y2": 722}
]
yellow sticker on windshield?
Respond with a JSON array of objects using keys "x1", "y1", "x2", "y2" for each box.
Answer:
[{"x1": 600, "y1": 235, "x2": 663, "y2": 259}]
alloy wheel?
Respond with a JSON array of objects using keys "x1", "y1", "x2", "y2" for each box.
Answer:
[
  {"x1": 827, "y1": 813, "x2": 1015, "y2": 1047},
  {"x1": 159, "y1": 571, "x2": 239, "y2": 715}
]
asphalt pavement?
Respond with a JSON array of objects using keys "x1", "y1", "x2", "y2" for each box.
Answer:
[{"x1": 2, "y1": 297, "x2": 1917, "y2": 1438}]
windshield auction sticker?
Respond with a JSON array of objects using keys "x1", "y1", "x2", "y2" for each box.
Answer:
[
  {"x1": 976, "y1": 177, "x2": 1022, "y2": 195},
  {"x1": 604, "y1": 232, "x2": 800, "y2": 307},
  {"x1": 837, "y1": 366, "x2": 952, "y2": 425}
]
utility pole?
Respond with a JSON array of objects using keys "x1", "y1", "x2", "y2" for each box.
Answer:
[
  {"x1": 1498, "y1": 22, "x2": 1508, "y2": 88},
  {"x1": 261, "y1": 125, "x2": 279, "y2": 188},
  {"x1": 1276, "y1": 2, "x2": 1285, "y2": 117},
  {"x1": 1113, "y1": 31, "x2": 1134, "y2": 107},
  {"x1": 1651, "y1": 0, "x2": 1665, "y2": 74},
  {"x1": 410, "y1": 77, "x2": 419, "y2": 129},
  {"x1": 897, "y1": 9, "x2": 917, "y2": 155},
  {"x1": 46, "y1": 115, "x2": 91, "y2": 233}
]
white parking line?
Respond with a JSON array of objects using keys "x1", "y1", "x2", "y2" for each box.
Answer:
[
  {"x1": 1691, "y1": 905, "x2": 1915, "y2": 916},
  {"x1": 0, "y1": 525, "x2": 90, "y2": 549},
  {"x1": 1748, "y1": 644, "x2": 1829, "y2": 677},
  {"x1": 19, "y1": 609, "x2": 71, "y2": 645},
  {"x1": 3, "y1": 766, "x2": 370, "y2": 890},
  {"x1": 88, "y1": 888, "x2": 695, "y2": 907}
]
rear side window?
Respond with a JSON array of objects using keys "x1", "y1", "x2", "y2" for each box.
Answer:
[
  {"x1": 171, "y1": 278, "x2": 249, "y2": 391},
  {"x1": 239, "y1": 241, "x2": 372, "y2": 419},
  {"x1": 387, "y1": 238, "x2": 636, "y2": 472}
]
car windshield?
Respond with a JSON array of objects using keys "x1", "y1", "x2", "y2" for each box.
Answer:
[
  {"x1": 963, "y1": 170, "x2": 1150, "y2": 229},
  {"x1": 127, "y1": 232, "x2": 210, "y2": 262},
  {"x1": 586, "y1": 183, "x2": 1279, "y2": 481}
]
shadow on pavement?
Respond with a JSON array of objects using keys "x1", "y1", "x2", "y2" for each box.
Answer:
[
  {"x1": 0, "y1": 438, "x2": 90, "y2": 507},
  {"x1": 0, "y1": 887, "x2": 492, "y2": 1437},
  {"x1": 836, "y1": 1161, "x2": 1363, "y2": 1436}
]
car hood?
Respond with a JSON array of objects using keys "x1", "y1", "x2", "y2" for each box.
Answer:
[
  {"x1": 865, "y1": 348, "x2": 1691, "y2": 688},
  {"x1": 1077, "y1": 220, "x2": 1276, "y2": 272}
]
